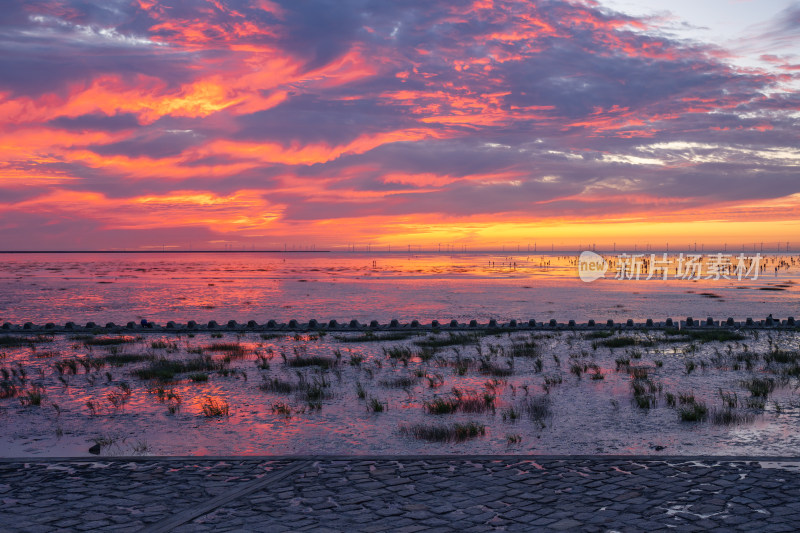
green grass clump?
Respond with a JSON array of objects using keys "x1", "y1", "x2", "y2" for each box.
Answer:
[
  {"x1": 508, "y1": 341, "x2": 540, "y2": 358},
  {"x1": 205, "y1": 343, "x2": 248, "y2": 357},
  {"x1": 400, "y1": 422, "x2": 486, "y2": 442},
  {"x1": 685, "y1": 330, "x2": 745, "y2": 343},
  {"x1": 663, "y1": 329, "x2": 745, "y2": 343},
  {"x1": 84, "y1": 337, "x2": 136, "y2": 346},
  {"x1": 260, "y1": 377, "x2": 297, "y2": 394},
  {"x1": 424, "y1": 396, "x2": 460, "y2": 414},
  {"x1": 634, "y1": 394, "x2": 655, "y2": 409},
  {"x1": 741, "y1": 377, "x2": 776, "y2": 398},
  {"x1": 20, "y1": 388, "x2": 44, "y2": 406},
  {"x1": 414, "y1": 333, "x2": 481, "y2": 349},
  {"x1": 424, "y1": 389, "x2": 495, "y2": 414},
  {"x1": 678, "y1": 392, "x2": 695, "y2": 405},
  {"x1": 665, "y1": 392, "x2": 676, "y2": 407},
  {"x1": 338, "y1": 332, "x2": 416, "y2": 343},
  {"x1": 0, "y1": 336, "x2": 53, "y2": 347},
  {"x1": 383, "y1": 346, "x2": 413, "y2": 360},
  {"x1": 100, "y1": 353, "x2": 154, "y2": 367},
  {"x1": 765, "y1": 350, "x2": 800, "y2": 364},
  {"x1": 615, "y1": 357, "x2": 631, "y2": 371},
  {"x1": 201, "y1": 397, "x2": 229, "y2": 417},
  {"x1": 379, "y1": 375, "x2": 419, "y2": 388},
  {"x1": 543, "y1": 375, "x2": 563, "y2": 387},
  {"x1": 151, "y1": 340, "x2": 175, "y2": 350},
  {"x1": 367, "y1": 398, "x2": 386, "y2": 412},
  {"x1": 521, "y1": 395, "x2": 551, "y2": 423},
  {"x1": 584, "y1": 330, "x2": 614, "y2": 340},
  {"x1": 501, "y1": 407, "x2": 521, "y2": 422},
  {"x1": 711, "y1": 408, "x2": 754, "y2": 425},
  {"x1": 679, "y1": 402, "x2": 708, "y2": 422},
  {"x1": 271, "y1": 402, "x2": 292, "y2": 417},
  {"x1": 107, "y1": 383, "x2": 132, "y2": 409},
  {"x1": 601, "y1": 336, "x2": 653, "y2": 349},
  {"x1": 478, "y1": 358, "x2": 513, "y2": 376},
  {"x1": 285, "y1": 356, "x2": 337, "y2": 369},
  {"x1": 133, "y1": 356, "x2": 222, "y2": 381}
]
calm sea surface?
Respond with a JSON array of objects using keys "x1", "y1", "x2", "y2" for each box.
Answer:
[{"x1": 0, "y1": 252, "x2": 797, "y2": 324}]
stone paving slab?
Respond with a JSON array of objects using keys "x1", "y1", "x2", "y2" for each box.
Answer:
[{"x1": 2, "y1": 456, "x2": 800, "y2": 532}]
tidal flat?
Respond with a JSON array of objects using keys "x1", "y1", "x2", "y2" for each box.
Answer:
[{"x1": 1, "y1": 328, "x2": 799, "y2": 457}]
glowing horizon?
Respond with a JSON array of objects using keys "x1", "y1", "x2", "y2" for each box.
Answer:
[{"x1": 1, "y1": 0, "x2": 798, "y2": 251}]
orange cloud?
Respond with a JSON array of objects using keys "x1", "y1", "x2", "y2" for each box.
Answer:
[{"x1": 5, "y1": 189, "x2": 285, "y2": 232}]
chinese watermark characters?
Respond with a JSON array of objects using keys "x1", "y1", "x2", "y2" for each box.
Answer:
[{"x1": 578, "y1": 251, "x2": 763, "y2": 282}]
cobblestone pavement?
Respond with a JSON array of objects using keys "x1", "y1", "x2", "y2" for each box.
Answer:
[{"x1": 2, "y1": 456, "x2": 800, "y2": 532}]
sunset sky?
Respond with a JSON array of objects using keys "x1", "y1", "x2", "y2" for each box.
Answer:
[{"x1": 1, "y1": 0, "x2": 798, "y2": 251}]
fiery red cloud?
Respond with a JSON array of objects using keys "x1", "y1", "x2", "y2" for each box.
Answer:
[{"x1": 0, "y1": 0, "x2": 798, "y2": 249}]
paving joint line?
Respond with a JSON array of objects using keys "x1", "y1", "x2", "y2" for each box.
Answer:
[{"x1": 140, "y1": 460, "x2": 311, "y2": 533}]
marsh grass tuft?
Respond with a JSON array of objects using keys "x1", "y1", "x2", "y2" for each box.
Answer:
[
  {"x1": 424, "y1": 396, "x2": 460, "y2": 414},
  {"x1": 271, "y1": 402, "x2": 292, "y2": 417},
  {"x1": 741, "y1": 377, "x2": 776, "y2": 398},
  {"x1": 679, "y1": 401, "x2": 708, "y2": 422},
  {"x1": 765, "y1": 349, "x2": 800, "y2": 365},
  {"x1": 379, "y1": 375, "x2": 419, "y2": 388},
  {"x1": 478, "y1": 357, "x2": 514, "y2": 377},
  {"x1": 100, "y1": 353, "x2": 154, "y2": 367},
  {"x1": 162, "y1": 389, "x2": 182, "y2": 414},
  {"x1": 20, "y1": 387, "x2": 44, "y2": 406},
  {"x1": 601, "y1": 337, "x2": 653, "y2": 349},
  {"x1": 665, "y1": 392, "x2": 676, "y2": 407},
  {"x1": 286, "y1": 355, "x2": 337, "y2": 369},
  {"x1": 367, "y1": 398, "x2": 386, "y2": 412},
  {"x1": 338, "y1": 332, "x2": 417, "y2": 343},
  {"x1": 151, "y1": 340, "x2": 178, "y2": 351},
  {"x1": 711, "y1": 408, "x2": 754, "y2": 425},
  {"x1": 415, "y1": 333, "x2": 481, "y2": 349},
  {"x1": 424, "y1": 389, "x2": 495, "y2": 415},
  {"x1": 686, "y1": 330, "x2": 745, "y2": 343},
  {"x1": 718, "y1": 389, "x2": 738, "y2": 409},
  {"x1": 570, "y1": 363, "x2": 585, "y2": 378},
  {"x1": 205, "y1": 343, "x2": 248, "y2": 357},
  {"x1": 260, "y1": 377, "x2": 297, "y2": 394},
  {"x1": 84, "y1": 336, "x2": 136, "y2": 346},
  {"x1": 201, "y1": 397, "x2": 230, "y2": 417},
  {"x1": 107, "y1": 382, "x2": 132, "y2": 409},
  {"x1": 400, "y1": 421, "x2": 486, "y2": 442},
  {"x1": 521, "y1": 395, "x2": 551, "y2": 425},
  {"x1": 134, "y1": 356, "x2": 222, "y2": 381},
  {"x1": 501, "y1": 406, "x2": 521, "y2": 422},
  {"x1": 508, "y1": 341, "x2": 540, "y2": 358},
  {"x1": 615, "y1": 357, "x2": 631, "y2": 371},
  {"x1": 584, "y1": 331, "x2": 614, "y2": 340}
]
